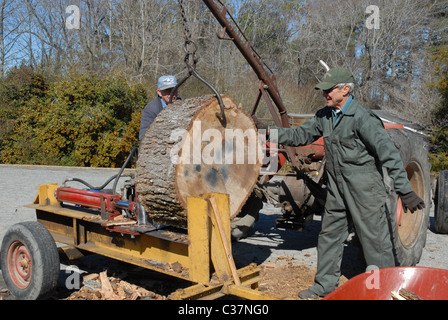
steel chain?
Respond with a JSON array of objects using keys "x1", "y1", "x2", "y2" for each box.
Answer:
[
  {"x1": 173, "y1": 0, "x2": 226, "y2": 125},
  {"x1": 178, "y1": 0, "x2": 198, "y2": 69}
]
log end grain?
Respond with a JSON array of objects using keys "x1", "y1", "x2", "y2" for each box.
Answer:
[{"x1": 136, "y1": 95, "x2": 262, "y2": 228}]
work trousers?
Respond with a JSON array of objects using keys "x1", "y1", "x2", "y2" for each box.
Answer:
[{"x1": 309, "y1": 170, "x2": 396, "y2": 296}]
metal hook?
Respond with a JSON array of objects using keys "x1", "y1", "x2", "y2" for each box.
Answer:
[
  {"x1": 190, "y1": 68, "x2": 227, "y2": 127},
  {"x1": 169, "y1": 41, "x2": 227, "y2": 126},
  {"x1": 169, "y1": 69, "x2": 227, "y2": 127}
]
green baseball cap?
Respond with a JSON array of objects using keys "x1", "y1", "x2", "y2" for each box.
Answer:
[{"x1": 315, "y1": 67, "x2": 354, "y2": 90}]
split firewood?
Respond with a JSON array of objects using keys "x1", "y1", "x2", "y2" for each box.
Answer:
[
  {"x1": 129, "y1": 292, "x2": 140, "y2": 300},
  {"x1": 391, "y1": 291, "x2": 405, "y2": 300},
  {"x1": 398, "y1": 288, "x2": 423, "y2": 300},
  {"x1": 99, "y1": 271, "x2": 120, "y2": 300},
  {"x1": 68, "y1": 270, "x2": 166, "y2": 300},
  {"x1": 391, "y1": 288, "x2": 423, "y2": 300},
  {"x1": 102, "y1": 220, "x2": 137, "y2": 227},
  {"x1": 83, "y1": 273, "x2": 99, "y2": 281}
]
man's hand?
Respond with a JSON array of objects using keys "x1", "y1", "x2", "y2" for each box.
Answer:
[
  {"x1": 399, "y1": 191, "x2": 425, "y2": 213},
  {"x1": 251, "y1": 115, "x2": 268, "y2": 131}
]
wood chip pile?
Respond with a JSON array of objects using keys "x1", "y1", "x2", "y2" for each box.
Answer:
[{"x1": 66, "y1": 271, "x2": 166, "y2": 300}]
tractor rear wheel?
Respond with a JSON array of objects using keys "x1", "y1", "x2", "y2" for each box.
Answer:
[
  {"x1": 434, "y1": 170, "x2": 448, "y2": 233},
  {"x1": 384, "y1": 128, "x2": 431, "y2": 266},
  {"x1": 0, "y1": 221, "x2": 60, "y2": 300}
]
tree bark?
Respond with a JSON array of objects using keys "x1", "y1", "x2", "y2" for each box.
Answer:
[{"x1": 136, "y1": 95, "x2": 262, "y2": 228}]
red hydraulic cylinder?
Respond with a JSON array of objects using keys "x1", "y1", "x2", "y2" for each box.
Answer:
[{"x1": 56, "y1": 187, "x2": 121, "y2": 214}]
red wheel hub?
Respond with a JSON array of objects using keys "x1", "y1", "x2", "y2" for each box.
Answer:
[{"x1": 7, "y1": 241, "x2": 32, "y2": 289}]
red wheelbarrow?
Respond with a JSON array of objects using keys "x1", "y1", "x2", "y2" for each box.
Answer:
[{"x1": 323, "y1": 267, "x2": 448, "y2": 300}]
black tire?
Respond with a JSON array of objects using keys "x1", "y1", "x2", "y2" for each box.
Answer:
[
  {"x1": 0, "y1": 221, "x2": 60, "y2": 300},
  {"x1": 384, "y1": 128, "x2": 431, "y2": 266},
  {"x1": 231, "y1": 191, "x2": 263, "y2": 241},
  {"x1": 434, "y1": 170, "x2": 448, "y2": 233}
]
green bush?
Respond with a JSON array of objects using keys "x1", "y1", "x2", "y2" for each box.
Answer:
[{"x1": 0, "y1": 72, "x2": 147, "y2": 167}]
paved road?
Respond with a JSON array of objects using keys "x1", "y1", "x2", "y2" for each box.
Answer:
[
  {"x1": 1, "y1": 164, "x2": 447, "y2": 298},
  {"x1": 0, "y1": 164, "x2": 129, "y2": 242}
]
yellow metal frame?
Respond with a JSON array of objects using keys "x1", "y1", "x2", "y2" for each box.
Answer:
[{"x1": 26, "y1": 183, "x2": 277, "y2": 300}]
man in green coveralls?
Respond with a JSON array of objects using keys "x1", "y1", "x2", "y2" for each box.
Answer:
[{"x1": 255, "y1": 67, "x2": 425, "y2": 299}]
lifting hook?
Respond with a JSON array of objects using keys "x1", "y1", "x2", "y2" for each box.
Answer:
[{"x1": 170, "y1": 0, "x2": 226, "y2": 127}]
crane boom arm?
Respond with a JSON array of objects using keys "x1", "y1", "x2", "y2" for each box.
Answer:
[{"x1": 201, "y1": 0, "x2": 290, "y2": 129}]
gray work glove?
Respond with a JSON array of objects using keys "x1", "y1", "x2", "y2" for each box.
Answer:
[
  {"x1": 399, "y1": 191, "x2": 425, "y2": 213},
  {"x1": 251, "y1": 115, "x2": 268, "y2": 131}
]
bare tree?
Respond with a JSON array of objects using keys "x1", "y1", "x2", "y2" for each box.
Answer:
[
  {"x1": 0, "y1": 0, "x2": 26, "y2": 77},
  {"x1": 0, "y1": 0, "x2": 442, "y2": 126}
]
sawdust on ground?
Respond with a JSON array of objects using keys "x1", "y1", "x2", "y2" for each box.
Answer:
[{"x1": 258, "y1": 257, "x2": 348, "y2": 299}]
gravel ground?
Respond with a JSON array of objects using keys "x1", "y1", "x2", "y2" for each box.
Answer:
[{"x1": 1, "y1": 164, "x2": 447, "y2": 299}]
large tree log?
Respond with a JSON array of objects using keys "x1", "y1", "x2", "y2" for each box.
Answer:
[{"x1": 136, "y1": 95, "x2": 262, "y2": 228}]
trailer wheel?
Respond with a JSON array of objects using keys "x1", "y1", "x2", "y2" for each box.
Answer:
[
  {"x1": 384, "y1": 129, "x2": 431, "y2": 266},
  {"x1": 434, "y1": 170, "x2": 448, "y2": 233},
  {"x1": 0, "y1": 221, "x2": 60, "y2": 300}
]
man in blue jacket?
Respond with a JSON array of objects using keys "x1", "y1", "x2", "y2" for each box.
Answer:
[{"x1": 139, "y1": 75, "x2": 179, "y2": 141}]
